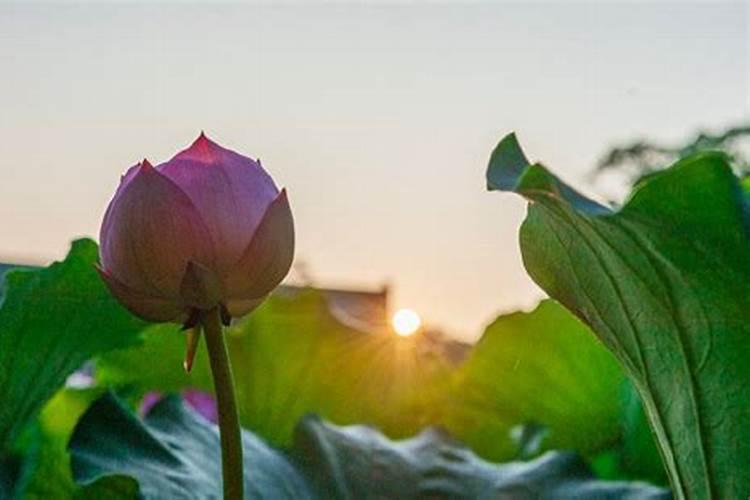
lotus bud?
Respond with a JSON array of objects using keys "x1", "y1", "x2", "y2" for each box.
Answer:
[{"x1": 98, "y1": 133, "x2": 295, "y2": 325}]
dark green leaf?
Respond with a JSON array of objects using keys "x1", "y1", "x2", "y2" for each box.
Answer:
[
  {"x1": 70, "y1": 393, "x2": 669, "y2": 500},
  {"x1": 488, "y1": 133, "x2": 750, "y2": 498},
  {"x1": 0, "y1": 454, "x2": 20, "y2": 499},
  {"x1": 69, "y1": 392, "x2": 313, "y2": 500},
  {"x1": 294, "y1": 416, "x2": 668, "y2": 499}
]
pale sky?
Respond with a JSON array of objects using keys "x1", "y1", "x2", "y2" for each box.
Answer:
[{"x1": 1, "y1": 2, "x2": 748, "y2": 341}]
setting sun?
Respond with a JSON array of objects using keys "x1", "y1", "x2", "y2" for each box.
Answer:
[{"x1": 392, "y1": 308, "x2": 421, "y2": 337}]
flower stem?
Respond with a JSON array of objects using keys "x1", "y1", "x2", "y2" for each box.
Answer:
[{"x1": 201, "y1": 307, "x2": 243, "y2": 500}]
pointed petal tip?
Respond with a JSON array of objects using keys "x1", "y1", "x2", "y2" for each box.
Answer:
[
  {"x1": 270, "y1": 188, "x2": 292, "y2": 213},
  {"x1": 119, "y1": 162, "x2": 143, "y2": 184},
  {"x1": 139, "y1": 158, "x2": 154, "y2": 172},
  {"x1": 180, "y1": 131, "x2": 219, "y2": 162},
  {"x1": 193, "y1": 130, "x2": 214, "y2": 148}
]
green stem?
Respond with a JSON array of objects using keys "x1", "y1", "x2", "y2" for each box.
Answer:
[{"x1": 202, "y1": 307, "x2": 244, "y2": 500}]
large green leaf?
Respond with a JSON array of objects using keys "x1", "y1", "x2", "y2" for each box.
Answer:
[
  {"x1": 69, "y1": 392, "x2": 669, "y2": 499},
  {"x1": 295, "y1": 416, "x2": 669, "y2": 499},
  {"x1": 0, "y1": 239, "x2": 145, "y2": 453},
  {"x1": 443, "y1": 299, "x2": 625, "y2": 461},
  {"x1": 69, "y1": 392, "x2": 313, "y2": 499},
  {"x1": 96, "y1": 289, "x2": 451, "y2": 447},
  {"x1": 487, "y1": 133, "x2": 750, "y2": 498}
]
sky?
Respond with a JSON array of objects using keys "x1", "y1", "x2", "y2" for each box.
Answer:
[{"x1": 0, "y1": 2, "x2": 747, "y2": 342}]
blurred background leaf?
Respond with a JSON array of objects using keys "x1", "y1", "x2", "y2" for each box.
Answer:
[
  {"x1": 97, "y1": 294, "x2": 639, "y2": 470},
  {"x1": 96, "y1": 289, "x2": 453, "y2": 446},
  {"x1": 594, "y1": 121, "x2": 750, "y2": 195},
  {"x1": 439, "y1": 300, "x2": 624, "y2": 461}
]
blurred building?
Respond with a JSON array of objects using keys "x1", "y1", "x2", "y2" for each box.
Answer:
[
  {"x1": 278, "y1": 284, "x2": 470, "y2": 365},
  {"x1": 277, "y1": 284, "x2": 389, "y2": 334}
]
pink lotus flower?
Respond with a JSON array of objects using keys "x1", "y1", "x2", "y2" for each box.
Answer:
[{"x1": 98, "y1": 133, "x2": 294, "y2": 323}]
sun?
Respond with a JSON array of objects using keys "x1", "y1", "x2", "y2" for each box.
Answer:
[{"x1": 392, "y1": 308, "x2": 421, "y2": 337}]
